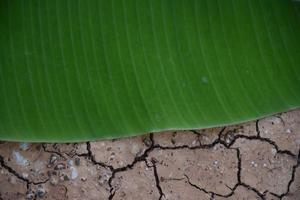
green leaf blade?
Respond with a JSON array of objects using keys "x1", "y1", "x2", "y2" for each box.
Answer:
[{"x1": 1, "y1": 0, "x2": 300, "y2": 142}]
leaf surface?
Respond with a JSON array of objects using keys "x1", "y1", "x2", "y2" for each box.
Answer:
[{"x1": 0, "y1": 0, "x2": 300, "y2": 141}]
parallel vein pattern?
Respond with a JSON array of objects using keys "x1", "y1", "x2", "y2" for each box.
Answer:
[{"x1": 0, "y1": 0, "x2": 300, "y2": 141}]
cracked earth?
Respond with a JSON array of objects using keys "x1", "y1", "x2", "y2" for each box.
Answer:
[{"x1": 0, "y1": 109, "x2": 299, "y2": 200}]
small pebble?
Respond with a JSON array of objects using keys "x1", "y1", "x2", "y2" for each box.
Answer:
[
  {"x1": 54, "y1": 163, "x2": 66, "y2": 170},
  {"x1": 26, "y1": 190, "x2": 35, "y2": 200},
  {"x1": 263, "y1": 163, "x2": 267, "y2": 167},
  {"x1": 271, "y1": 148, "x2": 277, "y2": 155},
  {"x1": 12, "y1": 151, "x2": 29, "y2": 166},
  {"x1": 50, "y1": 176, "x2": 58, "y2": 186},
  {"x1": 96, "y1": 166, "x2": 102, "y2": 170},
  {"x1": 286, "y1": 129, "x2": 291, "y2": 134},
  {"x1": 19, "y1": 143, "x2": 30, "y2": 151},
  {"x1": 192, "y1": 140, "x2": 197, "y2": 145},
  {"x1": 22, "y1": 173, "x2": 29, "y2": 179},
  {"x1": 49, "y1": 154, "x2": 58, "y2": 165},
  {"x1": 67, "y1": 160, "x2": 74, "y2": 167},
  {"x1": 81, "y1": 177, "x2": 87, "y2": 182},
  {"x1": 36, "y1": 185, "x2": 46, "y2": 198},
  {"x1": 250, "y1": 161, "x2": 258, "y2": 167},
  {"x1": 70, "y1": 166, "x2": 78, "y2": 180}
]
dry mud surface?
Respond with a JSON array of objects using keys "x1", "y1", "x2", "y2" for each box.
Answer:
[{"x1": 0, "y1": 109, "x2": 299, "y2": 200}]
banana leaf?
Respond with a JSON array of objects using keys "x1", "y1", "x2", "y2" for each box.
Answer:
[{"x1": 0, "y1": 0, "x2": 300, "y2": 142}]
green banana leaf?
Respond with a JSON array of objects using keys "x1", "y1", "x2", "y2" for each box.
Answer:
[{"x1": 0, "y1": 0, "x2": 300, "y2": 142}]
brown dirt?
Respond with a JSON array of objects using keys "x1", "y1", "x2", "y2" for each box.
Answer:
[{"x1": 0, "y1": 109, "x2": 299, "y2": 200}]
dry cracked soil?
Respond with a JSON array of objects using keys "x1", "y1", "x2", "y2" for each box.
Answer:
[{"x1": 0, "y1": 109, "x2": 299, "y2": 200}]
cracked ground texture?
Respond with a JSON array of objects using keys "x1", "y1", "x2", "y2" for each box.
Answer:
[{"x1": 0, "y1": 109, "x2": 299, "y2": 200}]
